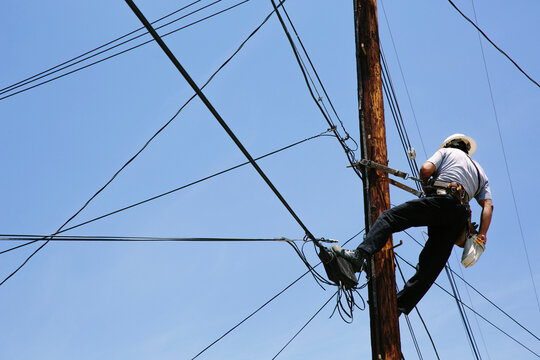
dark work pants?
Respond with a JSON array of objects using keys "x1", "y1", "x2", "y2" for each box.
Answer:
[{"x1": 356, "y1": 195, "x2": 468, "y2": 315}]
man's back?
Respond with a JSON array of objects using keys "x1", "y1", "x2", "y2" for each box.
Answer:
[{"x1": 427, "y1": 148, "x2": 491, "y2": 201}]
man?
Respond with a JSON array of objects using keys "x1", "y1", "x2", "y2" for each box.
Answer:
[{"x1": 333, "y1": 134, "x2": 493, "y2": 315}]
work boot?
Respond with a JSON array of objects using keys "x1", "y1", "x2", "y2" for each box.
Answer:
[{"x1": 330, "y1": 245, "x2": 367, "y2": 273}]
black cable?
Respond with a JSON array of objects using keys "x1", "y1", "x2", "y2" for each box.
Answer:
[
  {"x1": 0, "y1": 1, "x2": 287, "y2": 260},
  {"x1": 445, "y1": 265, "x2": 482, "y2": 359},
  {"x1": 269, "y1": 0, "x2": 363, "y2": 181},
  {"x1": 0, "y1": 0, "x2": 251, "y2": 101},
  {"x1": 126, "y1": 0, "x2": 320, "y2": 245},
  {"x1": 378, "y1": 0, "x2": 428, "y2": 158},
  {"x1": 402, "y1": 229, "x2": 540, "y2": 342},
  {"x1": 394, "y1": 256, "x2": 439, "y2": 360},
  {"x1": 464, "y1": 0, "x2": 540, "y2": 313},
  {"x1": 279, "y1": 5, "x2": 358, "y2": 152},
  {"x1": 0, "y1": 0, "x2": 219, "y2": 96},
  {"x1": 379, "y1": 49, "x2": 422, "y2": 192},
  {"x1": 451, "y1": 266, "x2": 540, "y2": 342},
  {"x1": 0, "y1": 130, "x2": 331, "y2": 256},
  {"x1": 191, "y1": 266, "x2": 316, "y2": 359},
  {"x1": 0, "y1": 0, "x2": 204, "y2": 94},
  {"x1": 190, "y1": 229, "x2": 364, "y2": 359},
  {"x1": 446, "y1": 0, "x2": 539, "y2": 88},
  {"x1": 404, "y1": 312, "x2": 424, "y2": 360},
  {"x1": 395, "y1": 252, "x2": 540, "y2": 358},
  {"x1": 0, "y1": 235, "x2": 320, "y2": 243},
  {"x1": 271, "y1": 291, "x2": 338, "y2": 359}
]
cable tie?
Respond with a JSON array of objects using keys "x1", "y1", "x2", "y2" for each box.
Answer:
[{"x1": 328, "y1": 125, "x2": 337, "y2": 132}]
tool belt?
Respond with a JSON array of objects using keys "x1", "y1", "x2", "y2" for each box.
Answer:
[
  {"x1": 424, "y1": 180, "x2": 469, "y2": 204},
  {"x1": 424, "y1": 179, "x2": 478, "y2": 247}
]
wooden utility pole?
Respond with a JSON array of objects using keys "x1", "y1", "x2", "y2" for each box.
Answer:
[{"x1": 353, "y1": 0, "x2": 402, "y2": 359}]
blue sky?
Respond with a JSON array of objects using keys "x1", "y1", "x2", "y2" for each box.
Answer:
[{"x1": 1, "y1": 0, "x2": 539, "y2": 359}]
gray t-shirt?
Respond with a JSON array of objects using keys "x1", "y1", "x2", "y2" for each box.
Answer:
[{"x1": 427, "y1": 148, "x2": 492, "y2": 201}]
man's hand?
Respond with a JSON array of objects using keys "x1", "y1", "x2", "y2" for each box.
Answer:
[{"x1": 477, "y1": 233, "x2": 487, "y2": 244}]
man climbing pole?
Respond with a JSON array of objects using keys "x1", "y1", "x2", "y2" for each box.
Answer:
[{"x1": 333, "y1": 133, "x2": 494, "y2": 315}]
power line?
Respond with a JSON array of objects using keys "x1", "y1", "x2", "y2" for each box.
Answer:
[
  {"x1": 269, "y1": 0, "x2": 363, "y2": 181},
  {"x1": 0, "y1": 0, "x2": 290, "y2": 280},
  {"x1": 0, "y1": 0, "x2": 251, "y2": 101},
  {"x1": 0, "y1": 0, "x2": 205, "y2": 94},
  {"x1": 271, "y1": 291, "x2": 338, "y2": 359},
  {"x1": 0, "y1": 130, "x2": 332, "y2": 256},
  {"x1": 395, "y1": 252, "x2": 540, "y2": 358},
  {"x1": 380, "y1": 48, "x2": 422, "y2": 192},
  {"x1": 0, "y1": 235, "x2": 326, "y2": 243},
  {"x1": 452, "y1": 251, "x2": 493, "y2": 360},
  {"x1": 445, "y1": 265, "x2": 483, "y2": 359},
  {"x1": 394, "y1": 256, "x2": 440, "y2": 360},
  {"x1": 467, "y1": 0, "x2": 540, "y2": 314},
  {"x1": 402, "y1": 229, "x2": 540, "y2": 342},
  {"x1": 190, "y1": 229, "x2": 364, "y2": 359},
  {"x1": 126, "y1": 0, "x2": 320, "y2": 244},
  {"x1": 446, "y1": 0, "x2": 540, "y2": 88},
  {"x1": 378, "y1": 0, "x2": 427, "y2": 158}
]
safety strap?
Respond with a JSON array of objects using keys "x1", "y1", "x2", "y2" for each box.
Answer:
[{"x1": 467, "y1": 155, "x2": 483, "y2": 200}]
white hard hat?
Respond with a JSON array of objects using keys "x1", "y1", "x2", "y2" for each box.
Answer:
[{"x1": 440, "y1": 133, "x2": 477, "y2": 155}]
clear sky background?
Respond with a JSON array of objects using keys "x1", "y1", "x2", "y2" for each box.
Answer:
[{"x1": 1, "y1": 0, "x2": 539, "y2": 359}]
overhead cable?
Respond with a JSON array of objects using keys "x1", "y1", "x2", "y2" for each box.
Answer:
[
  {"x1": 452, "y1": 250, "x2": 492, "y2": 360},
  {"x1": 379, "y1": 0, "x2": 427, "y2": 158},
  {"x1": 0, "y1": 129, "x2": 332, "y2": 256},
  {"x1": 446, "y1": 0, "x2": 539, "y2": 88},
  {"x1": 445, "y1": 265, "x2": 483, "y2": 359},
  {"x1": 271, "y1": 291, "x2": 338, "y2": 359},
  {"x1": 0, "y1": 235, "x2": 334, "y2": 243},
  {"x1": 125, "y1": 0, "x2": 320, "y2": 244},
  {"x1": 190, "y1": 230, "x2": 364, "y2": 359},
  {"x1": 0, "y1": 0, "x2": 204, "y2": 94},
  {"x1": 394, "y1": 256, "x2": 440, "y2": 360},
  {"x1": 0, "y1": 0, "x2": 291, "y2": 268},
  {"x1": 269, "y1": 0, "x2": 363, "y2": 180},
  {"x1": 395, "y1": 252, "x2": 540, "y2": 358},
  {"x1": 0, "y1": 0, "x2": 251, "y2": 101},
  {"x1": 379, "y1": 49, "x2": 422, "y2": 192},
  {"x1": 403, "y1": 229, "x2": 539, "y2": 342},
  {"x1": 468, "y1": 0, "x2": 540, "y2": 313}
]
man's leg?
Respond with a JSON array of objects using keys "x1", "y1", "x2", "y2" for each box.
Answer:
[
  {"x1": 357, "y1": 195, "x2": 461, "y2": 255},
  {"x1": 395, "y1": 225, "x2": 455, "y2": 314},
  {"x1": 396, "y1": 201, "x2": 468, "y2": 314}
]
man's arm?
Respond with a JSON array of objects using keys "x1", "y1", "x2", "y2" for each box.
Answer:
[
  {"x1": 420, "y1": 161, "x2": 436, "y2": 192},
  {"x1": 477, "y1": 198, "x2": 493, "y2": 243}
]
